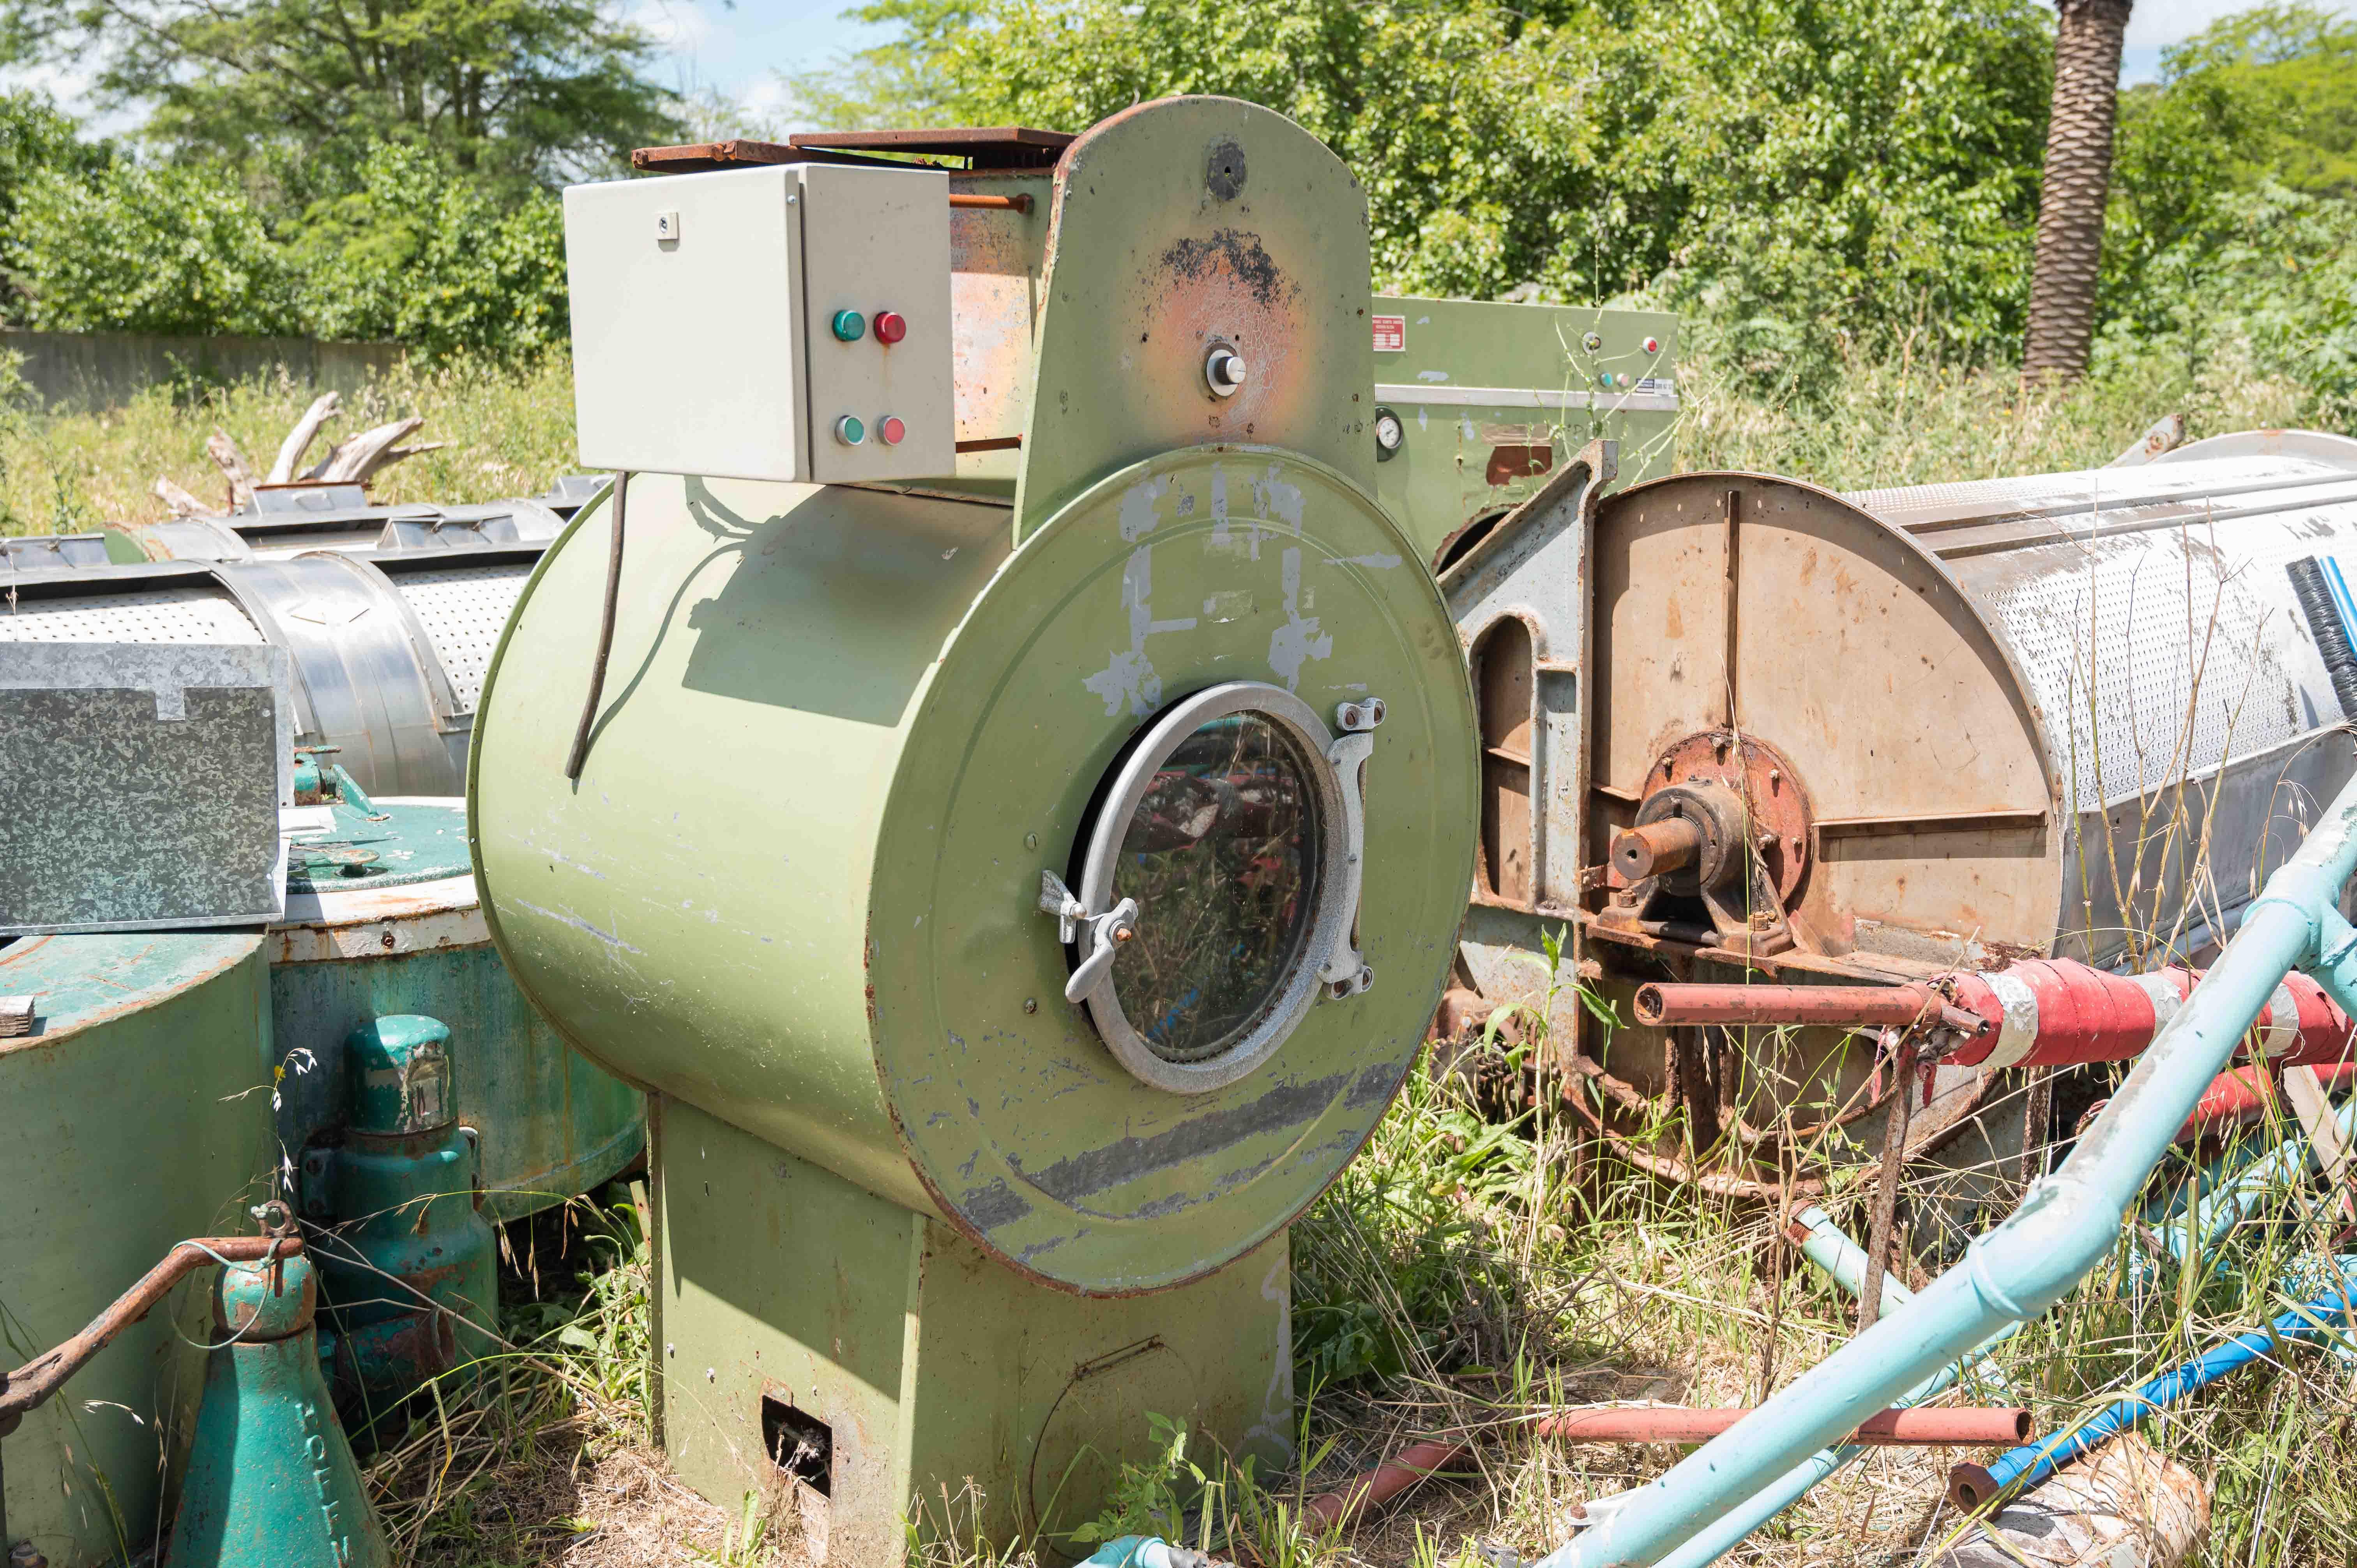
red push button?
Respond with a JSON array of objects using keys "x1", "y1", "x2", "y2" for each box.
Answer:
[
  {"x1": 879, "y1": 415, "x2": 906, "y2": 446},
  {"x1": 873, "y1": 311, "x2": 908, "y2": 345}
]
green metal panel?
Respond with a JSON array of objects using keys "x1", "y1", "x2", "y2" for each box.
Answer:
[
  {"x1": 1369, "y1": 295, "x2": 1680, "y2": 565},
  {"x1": 471, "y1": 447, "x2": 1476, "y2": 1294},
  {"x1": 1013, "y1": 97, "x2": 1377, "y2": 533},
  {"x1": 0, "y1": 933, "x2": 276, "y2": 1568},
  {"x1": 271, "y1": 797, "x2": 644, "y2": 1222},
  {"x1": 653, "y1": 1096, "x2": 1286, "y2": 1561}
]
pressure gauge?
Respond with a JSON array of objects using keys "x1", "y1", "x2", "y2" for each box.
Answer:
[{"x1": 1373, "y1": 405, "x2": 1405, "y2": 462}]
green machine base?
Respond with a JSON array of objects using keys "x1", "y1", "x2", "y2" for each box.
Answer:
[{"x1": 649, "y1": 1096, "x2": 1293, "y2": 1563}]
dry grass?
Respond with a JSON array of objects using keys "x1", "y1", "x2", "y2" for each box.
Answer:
[{"x1": 9, "y1": 347, "x2": 2353, "y2": 1565}]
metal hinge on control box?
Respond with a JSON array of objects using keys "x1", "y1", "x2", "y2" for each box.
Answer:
[{"x1": 564, "y1": 161, "x2": 955, "y2": 484}]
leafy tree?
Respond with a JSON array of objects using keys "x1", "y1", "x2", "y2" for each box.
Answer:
[
  {"x1": 10, "y1": 161, "x2": 301, "y2": 335},
  {"x1": 794, "y1": 0, "x2": 2054, "y2": 382},
  {"x1": 0, "y1": 90, "x2": 111, "y2": 323},
  {"x1": 1, "y1": 0, "x2": 682, "y2": 197},
  {"x1": 295, "y1": 143, "x2": 569, "y2": 361}
]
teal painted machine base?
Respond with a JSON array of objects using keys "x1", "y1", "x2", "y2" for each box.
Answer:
[{"x1": 650, "y1": 1096, "x2": 1293, "y2": 1564}]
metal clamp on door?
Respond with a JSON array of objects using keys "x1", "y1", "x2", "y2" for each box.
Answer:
[
  {"x1": 1320, "y1": 697, "x2": 1385, "y2": 1001},
  {"x1": 1038, "y1": 872, "x2": 1139, "y2": 1004}
]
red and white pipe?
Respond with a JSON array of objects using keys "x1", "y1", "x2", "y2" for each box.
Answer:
[{"x1": 1631, "y1": 959, "x2": 2354, "y2": 1074}]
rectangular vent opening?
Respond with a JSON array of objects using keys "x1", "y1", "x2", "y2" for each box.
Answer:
[{"x1": 761, "y1": 1395, "x2": 833, "y2": 1497}]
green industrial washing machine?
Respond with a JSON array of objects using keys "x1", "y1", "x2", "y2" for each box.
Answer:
[
  {"x1": 471, "y1": 97, "x2": 1481, "y2": 1559},
  {"x1": 0, "y1": 932, "x2": 277, "y2": 1568}
]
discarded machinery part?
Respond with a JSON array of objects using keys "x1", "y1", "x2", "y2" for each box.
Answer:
[
  {"x1": 304, "y1": 1014, "x2": 500, "y2": 1418},
  {"x1": 1304, "y1": 1437, "x2": 1473, "y2": 1530},
  {"x1": 565, "y1": 470, "x2": 628, "y2": 782},
  {"x1": 1632, "y1": 960, "x2": 2355, "y2": 1074},
  {"x1": 948, "y1": 191, "x2": 1035, "y2": 213},
  {"x1": 0, "y1": 930, "x2": 277, "y2": 1564},
  {"x1": 1569, "y1": 439, "x2": 2357, "y2": 1002},
  {"x1": 267, "y1": 795, "x2": 645, "y2": 1222},
  {"x1": 1531, "y1": 1404, "x2": 2029, "y2": 1446},
  {"x1": 1784, "y1": 1204, "x2": 2023, "y2": 1401},
  {"x1": 1949, "y1": 1266, "x2": 2357, "y2": 1510},
  {"x1": 1063, "y1": 681, "x2": 1369, "y2": 1092},
  {"x1": 164, "y1": 1245, "x2": 393, "y2": 1568},
  {"x1": 0, "y1": 549, "x2": 539, "y2": 797},
  {"x1": 0, "y1": 641, "x2": 295, "y2": 935},
  {"x1": 2287, "y1": 553, "x2": 2357, "y2": 719},
  {"x1": 0, "y1": 1232, "x2": 300, "y2": 1437},
  {"x1": 1204, "y1": 344, "x2": 1249, "y2": 398},
  {"x1": 1533, "y1": 770, "x2": 2357, "y2": 1568},
  {"x1": 1934, "y1": 1435, "x2": 2207, "y2": 1568}
]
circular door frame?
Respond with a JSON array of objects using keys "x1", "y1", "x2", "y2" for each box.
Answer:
[{"x1": 1071, "y1": 680, "x2": 1351, "y2": 1094}]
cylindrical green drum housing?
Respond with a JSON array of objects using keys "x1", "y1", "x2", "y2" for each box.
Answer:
[
  {"x1": 0, "y1": 932, "x2": 276, "y2": 1568},
  {"x1": 270, "y1": 796, "x2": 644, "y2": 1220},
  {"x1": 472, "y1": 447, "x2": 1478, "y2": 1294}
]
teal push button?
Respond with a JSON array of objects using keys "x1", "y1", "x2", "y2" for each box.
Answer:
[{"x1": 831, "y1": 309, "x2": 867, "y2": 342}]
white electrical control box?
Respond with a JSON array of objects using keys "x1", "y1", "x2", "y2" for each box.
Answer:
[{"x1": 564, "y1": 162, "x2": 955, "y2": 484}]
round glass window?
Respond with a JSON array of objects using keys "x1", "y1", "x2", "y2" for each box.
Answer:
[
  {"x1": 1067, "y1": 682, "x2": 1355, "y2": 1094},
  {"x1": 1108, "y1": 713, "x2": 1324, "y2": 1063}
]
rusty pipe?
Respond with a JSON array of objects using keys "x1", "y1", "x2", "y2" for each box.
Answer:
[
  {"x1": 1634, "y1": 981, "x2": 1942, "y2": 1030},
  {"x1": 0, "y1": 1234, "x2": 300, "y2": 1435},
  {"x1": 1612, "y1": 819, "x2": 1703, "y2": 883},
  {"x1": 1302, "y1": 1438, "x2": 1470, "y2": 1529},
  {"x1": 1531, "y1": 1404, "x2": 2029, "y2": 1447},
  {"x1": 948, "y1": 192, "x2": 1033, "y2": 212}
]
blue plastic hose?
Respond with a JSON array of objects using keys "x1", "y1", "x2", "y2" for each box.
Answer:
[{"x1": 1950, "y1": 1274, "x2": 2357, "y2": 1508}]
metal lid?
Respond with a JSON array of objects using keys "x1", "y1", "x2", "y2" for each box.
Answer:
[{"x1": 284, "y1": 799, "x2": 473, "y2": 893}]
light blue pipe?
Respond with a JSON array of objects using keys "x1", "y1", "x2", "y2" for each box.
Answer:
[
  {"x1": 1539, "y1": 777, "x2": 2357, "y2": 1568},
  {"x1": 1642, "y1": 1212, "x2": 2023, "y2": 1568},
  {"x1": 1958, "y1": 1264, "x2": 2357, "y2": 1504}
]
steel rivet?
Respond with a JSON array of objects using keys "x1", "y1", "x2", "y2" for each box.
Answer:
[{"x1": 1024, "y1": 998, "x2": 1038, "y2": 1014}]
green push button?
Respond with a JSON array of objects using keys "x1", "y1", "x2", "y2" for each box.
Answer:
[
  {"x1": 831, "y1": 309, "x2": 867, "y2": 342},
  {"x1": 835, "y1": 414, "x2": 866, "y2": 446}
]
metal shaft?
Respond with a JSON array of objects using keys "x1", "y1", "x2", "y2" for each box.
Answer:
[
  {"x1": 1634, "y1": 982, "x2": 1935, "y2": 1029},
  {"x1": 1613, "y1": 819, "x2": 1703, "y2": 882}
]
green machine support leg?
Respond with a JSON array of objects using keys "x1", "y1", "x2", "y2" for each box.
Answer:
[
  {"x1": 166, "y1": 1250, "x2": 390, "y2": 1568},
  {"x1": 651, "y1": 1097, "x2": 1292, "y2": 1561}
]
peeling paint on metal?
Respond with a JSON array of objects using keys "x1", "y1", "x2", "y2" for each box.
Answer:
[
  {"x1": 1268, "y1": 547, "x2": 1333, "y2": 690},
  {"x1": 1006, "y1": 1070, "x2": 1348, "y2": 1204},
  {"x1": 1083, "y1": 546, "x2": 1199, "y2": 716},
  {"x1": 1117, "y1": 475, "x2": 1171, "y2": 542}
]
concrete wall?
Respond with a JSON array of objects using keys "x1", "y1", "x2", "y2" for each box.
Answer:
[{"x1": 0, "y1": 330, "x2": 406, "y2": 411}]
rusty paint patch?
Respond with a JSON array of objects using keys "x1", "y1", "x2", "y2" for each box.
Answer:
[{"x1": 1157, "y1": 230, "x2": 1291, "y2": 308}]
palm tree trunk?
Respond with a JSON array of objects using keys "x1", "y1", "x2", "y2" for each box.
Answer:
[{"x1": 2023, "y1": 0, "x2": 2133, "y2": 383}]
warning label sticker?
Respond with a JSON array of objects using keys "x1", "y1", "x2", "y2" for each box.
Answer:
[{"x1": 1371, "y1": 315, "x2": 1407, "y2": 353}]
